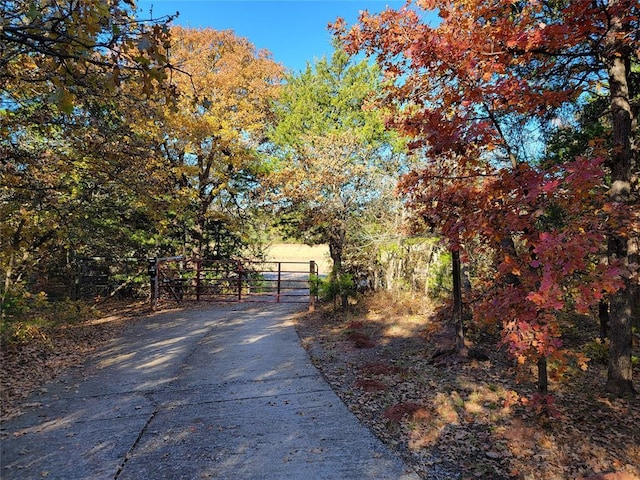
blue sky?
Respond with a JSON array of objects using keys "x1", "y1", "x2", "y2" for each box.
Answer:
[{"x1": 136, "y1": 1, "x2": 409, "y2": 73}]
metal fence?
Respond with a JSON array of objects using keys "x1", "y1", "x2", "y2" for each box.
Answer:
[
  {"x1": 74, "y1": 256, "x2": 148, "y2": 300},
  {"x1": 149, "y1": 257, "x2": 318, "y2": 311}
]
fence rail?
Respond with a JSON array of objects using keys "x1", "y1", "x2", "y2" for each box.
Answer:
[{"x1": 149, "y1": 257, "x2": 318, "y2": 311}]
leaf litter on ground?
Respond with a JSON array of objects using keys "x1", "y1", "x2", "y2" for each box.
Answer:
[{"x1": 295, "y1": 292, "x2": 640, "y2": 480}]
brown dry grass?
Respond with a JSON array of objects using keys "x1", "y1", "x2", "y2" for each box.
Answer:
[{"x1": 265, "y1": 242, "x2": 331, "y2": 275}]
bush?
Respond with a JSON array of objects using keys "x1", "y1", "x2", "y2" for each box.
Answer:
[
  {"x1": 1, "y1": 291, "x2": 98, "y2": 347},
  {"x1": 1, "y1": 285, "x2": 48, "y2": 340},
  {"x1": 426, "y1": 249, "x2": 453, "y2": 299},
  {"x1": 583, "y1": 338, "x2": 609, "y2": 365},
  {"x1": 310, "y1": 273, "x2": 355, "y2": 305}
]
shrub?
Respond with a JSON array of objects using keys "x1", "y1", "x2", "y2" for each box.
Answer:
[
  {"x1": 310, "y1": 273, "x2": 355, "y2": 305},
  {"x1": 1, "y1": 291, "x2": 98, "y2": 347},
  {"x1": 583, "y1": 338, "x2": 609, "y2": 365}
]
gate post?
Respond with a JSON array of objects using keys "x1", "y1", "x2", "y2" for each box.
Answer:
[
  {"x1": 196, "y1": 259, "x2": 201, "y2": 301},
  {"x1": 148, "y1": 257, "x2": 159, "y2": 310},
  {"x1": 276, "y1": 262, "x2": 281, "y2": 302},
  {"x1": 237, "y1": 261, "x2": 243, "y2": 302},
  {"x1": 309, "y1": 260, "x2": 316, "y2": 312},
  {"x1": 73, "y1": 257, "x2": 82, "y2": 301}
]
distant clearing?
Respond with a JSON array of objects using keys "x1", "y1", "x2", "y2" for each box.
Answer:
[{"x1": 266, "y1": 243, "x2": 331, "y2": 276}]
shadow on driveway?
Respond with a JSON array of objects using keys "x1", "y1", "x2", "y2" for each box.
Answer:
[{"x1": 1, "y1": 303, "x2": 419, "y2": 479}]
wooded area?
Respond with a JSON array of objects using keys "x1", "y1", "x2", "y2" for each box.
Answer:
[{"x1": 1, "y1": 0, "x2": 638, "y2": 426}]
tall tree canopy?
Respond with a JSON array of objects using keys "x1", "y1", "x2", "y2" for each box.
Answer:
[
  {"x1": 1, "y1": 0, "x2": 175, "y2": 108},
  {"x1": 268, "y1": 48, "x2": 405, "y2": 291},
  {"x1": 158, "y1": 27, "x2": 284, "y2": 258},
  {"x1": 334, "y1": 0, "x2": 638, "y2": 395},
  {"x1": 1, "y1": 0, "x2": 176, "y2": 321}
]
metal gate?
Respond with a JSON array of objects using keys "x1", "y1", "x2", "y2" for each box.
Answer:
[{"x1": 148, "y1": 257, "x2": 318, "y2": 310}]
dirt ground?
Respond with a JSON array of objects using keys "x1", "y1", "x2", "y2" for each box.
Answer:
[{"x1": 295, "y1": 293, "x2": 640, "y2": 480}]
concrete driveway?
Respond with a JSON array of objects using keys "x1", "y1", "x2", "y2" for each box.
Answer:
[{"x1": 1, "y1": 303, "x2": 418, "y2": 479}]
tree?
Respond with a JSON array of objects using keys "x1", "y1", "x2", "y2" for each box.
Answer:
[
  {"x1": 1, "y1": 0, "x2": 176, "y2": 322},
  {"x1": 602, "y1": 2, "x2": 638, "y2": 395},
  {"x1": 334, "y1": 0, "x2": 638, "y2": 395},
  {"x1": 1, "y1": 0, "x2": 176, "y2": 108},
  {"x1": 545, "y1": 69, "x2": 640, "y2": 343},
  {"x1": 268, "y1": 47, "x2": 404, "y2": 304},
  {"x1": 157, "y1": 27, "x2": 284, "y2": 259}
]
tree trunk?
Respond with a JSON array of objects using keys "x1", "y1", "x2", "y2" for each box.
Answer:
[
  {"x1": 329, "y1": 242, "x2": 343, "y2": 278},
  {"x1": 1, "y1": 253, "x2": 15, "y2": 324},
  {"x1": 328, "y1": 226, "x2": 348, "y2": 309},
  {"x1": 599, "y1": 300, "x2": 609, "y2": 341},
  {"x1": 452, "y1": 248, "x2": 465, "y2": 352},
  {"x1": 537, "y1": 357, "x2": 548, "y2": 394},
  {"x1": 606, "y1": 242, "x2": 635, "y2": 395},
  {"x1": 1, "y1": 219, "x2": 26, "y2": 323},
  {"x1": 604, "y1": 12, "x2": 636, "y2": 396}
]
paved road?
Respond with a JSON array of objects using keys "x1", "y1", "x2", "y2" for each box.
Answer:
[{"x1": 1, "y1": 303, "x2": 419, "y2": 479}]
